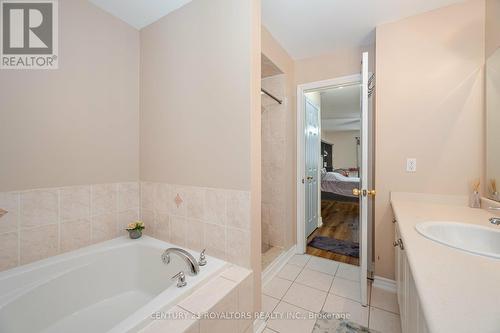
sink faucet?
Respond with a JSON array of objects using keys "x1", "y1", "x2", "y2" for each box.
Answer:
[
  {"x1": 161, "y1": 248, "x2": 200, "y2": 275},
  {"x1": 488, "y1": 207, "x2": 500, "y2": 225}
]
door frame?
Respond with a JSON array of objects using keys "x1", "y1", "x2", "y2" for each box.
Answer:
[{"x1": 296, "y1": 74, "x2": 362, "y2": 254}]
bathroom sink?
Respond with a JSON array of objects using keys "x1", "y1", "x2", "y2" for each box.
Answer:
[{"x1": 415, "y1": 222, "x2": 500, "y2": 259}]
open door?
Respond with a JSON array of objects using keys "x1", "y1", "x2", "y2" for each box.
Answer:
[
  {"x1": 357, "y1": 52, "x2": 375, "y2": 306},
  {"x1": 304, "y1": 98, "x2": 320, "y2": 238}
]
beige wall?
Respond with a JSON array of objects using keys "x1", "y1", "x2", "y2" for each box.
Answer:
[
  {"x1": 140, "y1": 0, "x2": 255, "y2": 191},
  {"x1": 140, "y1": 0, "x2": 261, "y2": 311},
  {"x1": 486, "y1": 0, "x2": 500, "y2": 58},
  {"x1": 0, "y1": 0, "x2": 140, "y2": 192},
  {"x1": 375, "y1": 0, "x2": 485, "y2": 279},
  {"x1": 261, "y1": 27, "x2": 296, "y2": 250},
  {"x1": 295, "y1": 46, "x2": 374, "y2": 86},
  {"x1": 322, "y1": 130, "x2": 360, "y2": 170}
]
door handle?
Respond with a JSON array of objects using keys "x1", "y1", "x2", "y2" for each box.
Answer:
[{"x1": 352, "y1": 188, "x2": 376, "y2": 197}]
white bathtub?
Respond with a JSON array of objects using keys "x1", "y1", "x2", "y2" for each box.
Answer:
[{"x1": 0, "y1": 236, "x2": 227, "y2": 333}]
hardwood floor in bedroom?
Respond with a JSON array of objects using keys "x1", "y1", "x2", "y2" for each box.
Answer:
[{"x1": 306, "y1": 200, "x2": 360, "y2": 266}]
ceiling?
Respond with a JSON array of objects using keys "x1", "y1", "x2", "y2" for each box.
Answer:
[
  {"x1": 320, "y1": 84, "x2": 361, "y2": 132},
  {"x1": 88, "y1": 0, "x2": 192, "y2": 29},
  {"x1": 262, "y1": 0, "x2": 465, "y2": 59}
]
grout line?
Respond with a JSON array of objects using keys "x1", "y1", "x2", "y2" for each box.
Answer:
[
  {"x1": 57, "y1": 189, "x2": 61, "y2": 253},
  {"x1": 17, "y1": 192, "x2": 21, "y2": 266}
]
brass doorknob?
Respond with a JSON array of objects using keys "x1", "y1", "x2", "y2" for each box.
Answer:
[
  {"x1": 367, "y1": 190, "x2": 376, "y2": 197},
  {"x1": 352, "y1": 188, "x2": 361, "y2": 196}
]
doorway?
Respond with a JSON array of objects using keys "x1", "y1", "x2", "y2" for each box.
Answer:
[
  {"x1": 306, "y1": 82, "x2": 362, "y2": 266},
  {"x1": 296, "y1": 52, "x2": 375, "y2": 306}
]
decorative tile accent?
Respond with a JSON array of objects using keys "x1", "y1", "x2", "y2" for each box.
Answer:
[{"x1": 174, "y1": 193, "x2": 183, "y2": 208}]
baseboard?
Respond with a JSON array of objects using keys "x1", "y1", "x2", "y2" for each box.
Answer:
[
  {"x1": 262, "y1": 245, "x2": 297, "y2": 286},
  {"x1": 373, "y1": 275, "x2": 397, "y2": 293},
  {"x1": 253, "y1": 318, "x2": 266, "y2": 333}
]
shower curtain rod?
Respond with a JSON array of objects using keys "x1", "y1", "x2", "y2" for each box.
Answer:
[{"x1": 261, "y1": 88, "x2": 283, "y2": 105}]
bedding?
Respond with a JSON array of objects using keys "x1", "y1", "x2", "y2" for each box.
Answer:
[{"x1": 321, "y1": 172, "x2": 360, "y2": 198}]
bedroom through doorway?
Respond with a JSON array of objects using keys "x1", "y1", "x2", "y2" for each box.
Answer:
[{"x1": 305, "y1": 83, "x2": 362, "y2": 266}]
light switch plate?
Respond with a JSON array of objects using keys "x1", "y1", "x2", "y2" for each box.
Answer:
[{"x1": 406, "y1": 158, "x2": 417, "y2": 172}]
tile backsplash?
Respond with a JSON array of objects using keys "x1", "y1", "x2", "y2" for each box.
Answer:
[
  {"x1": 0, "y1": 181, "x2": 251, "y2": 272},
  {"x1": 140, "y1": 182, "x2": 251, "y2": 268},
  {"x1": 0, "y1": 182, "x2": 140, "y2": 272}
]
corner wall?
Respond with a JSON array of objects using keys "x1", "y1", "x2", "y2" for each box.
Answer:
[{"x1": 375, "y1": 0, "x2": 485, "y2": 279}]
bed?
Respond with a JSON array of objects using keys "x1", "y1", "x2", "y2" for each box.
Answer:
[{"x1": 321, "y1": 170, "x2": 360, "y2": 202}]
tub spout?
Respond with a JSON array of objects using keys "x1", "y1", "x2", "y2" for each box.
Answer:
[{"x1": 161, "y1": 248, "x2": 200, "y2": 275}]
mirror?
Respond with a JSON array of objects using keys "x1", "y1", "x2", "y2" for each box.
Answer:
[
  {"x1": 486, "y1": 48, "x2": 500, "y2": 201},
  {"x1": 486, "y1": 0, "x2": 500, "y2": 202}
]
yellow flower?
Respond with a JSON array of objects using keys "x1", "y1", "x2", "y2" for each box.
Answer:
[{"x1": 126, "y1": 222, "x2": 137, "y2": 230}]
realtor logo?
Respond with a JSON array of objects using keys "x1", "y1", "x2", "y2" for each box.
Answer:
[{"x1": 1, "y1": 0, "x2": 58, "y2": 69}]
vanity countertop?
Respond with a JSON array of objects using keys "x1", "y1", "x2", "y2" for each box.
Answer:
[{"x1": 390, "y1": 192, "x2": 500, "y2": 333}]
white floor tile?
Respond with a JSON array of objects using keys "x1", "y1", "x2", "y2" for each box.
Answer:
[
  {"x1": 370, "y1": 287, "x2": 399, "y2": 314},
  {"x1": 262, "y1": 294, "x2": 280, "y2": 315},
  {"x1": 263, "y1": 277, "x2": 293, "y2": 299},
  {"x1": 295, "y1": 268, "x2": 334, "y2": 292},
  {"x1": 330, "y1": 277, "x2": 362, "y2": 303},
  {"x1": 336, "y1": 263, "x2": 360, "y2": 282},
  {"x1": 267, "y1": 301, "x2": 316, "y2": 333},
  {"x1": 277, "y1": 264, "x2": 303, "y2": 281},
  {"x1": 283, "y1": 282, "x2": 327, "y2": 313},
  {"x1": 287, "y1": 254, "x2": 311, "y2": 268},
  {"x1": 369, "y1": 307, "x2": 402, "y2": 333},
  {"x1": 305, "y1": 256, "x2": 339, "y2": 275},
  {"x1": 322, "y1": 294, "x2": 369, "y2": 327}
]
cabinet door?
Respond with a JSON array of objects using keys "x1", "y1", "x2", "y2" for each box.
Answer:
[
  {"x1": 407, "y1": 271, "x2": 419, "y2": 333},
  {"x1": 395, "y1": 224, "x2": 407, "y2": 332}
]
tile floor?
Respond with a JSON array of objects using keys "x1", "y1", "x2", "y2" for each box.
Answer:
[{"x1": 262, "y1": 254, "x2": 402, "y2": 333}]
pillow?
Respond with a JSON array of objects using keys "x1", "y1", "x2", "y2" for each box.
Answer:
[{"x1": 320, "y1": 168, "x2": 327, "y2": 178}]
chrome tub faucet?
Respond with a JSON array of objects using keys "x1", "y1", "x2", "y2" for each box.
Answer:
[
  {"x1": 161, "y1": 248, "x2": 200, "y2": 275},
  {"x1": 488, "y1": 207, "x2": 500, "y2": 225}
]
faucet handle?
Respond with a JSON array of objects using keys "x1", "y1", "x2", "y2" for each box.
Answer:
[
  {"x1": 488, "y1": 207, "x2": 500, "y2": 211},
  {"x1": 172, "y1": 271, "x2": 187, "y2": 287},
  {"x1": 198, "y1": 249, "x2": 207, "y2": 266}
]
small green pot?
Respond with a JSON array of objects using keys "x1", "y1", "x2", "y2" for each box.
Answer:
[{"x1": 128, "y1": 229, "x2": 142, "y2": 239}]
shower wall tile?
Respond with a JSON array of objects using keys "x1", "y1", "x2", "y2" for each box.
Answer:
[
  {"x1": 118, "y1": 182, "x2": 139, "y2": 211},
  {"x1": 91, "y1": 213, "x2": 118, "y2": 243},
  {"x1": 20, "y1": 224, "x2": 58, "y2": 264},
  {"x1": 140, "y1": 182, "x2": 251, "y2": 268},
  {"x1": 0, "y1": 192, "x2": 19, "y2": 233},
  {"x1": 0, "y1": 232, "x2": 18, "y2": 271},
  {"x1": 261, "y1": 74, "x2": 288, "y2": 249},
  {"x1": 61, "y1": 219, "x2": 91, "y2": 253},
  {"x1": 0, "y1": 182, "x2": 140, "y2": 273},
  {"x1": 226, "y1": 191, "x2": 250, "y2": 230},
  {"x1": 204, "y1": 189, "x2": 226, "y2": 226},
  {"x1": 91, "y1": 184, "x2": 117, "y2": 216},
  {"x1": 21, "y1": 189, "x2": 59, "y2": 227},
  {"x1": 60, "y1": 186, "x2": 90, "y2": 222},
  {"x1": 155, "y1": 212, "x2": 170, "y2": 242}
]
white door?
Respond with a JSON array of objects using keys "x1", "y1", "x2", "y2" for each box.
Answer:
[
  {"x1": 359, "y1": 51, "x2": 374, "y2": 306},
  {"x1": 304, "y1": 98, "x2": 320, "y2": 237}
]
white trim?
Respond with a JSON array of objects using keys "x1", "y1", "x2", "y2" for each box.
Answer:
[
  {"x1": 261, "y1": 245, "x2": 297, "y2": 286},
  {"x1": 296, "y1": 74, "x2": 362, "y2": 254},
  {"x1": 373, "y1": 275, "x2": 397, "y2": 293},
  {"x1": 253, "y1": 318, "x2": 267, "y2": 333}
]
